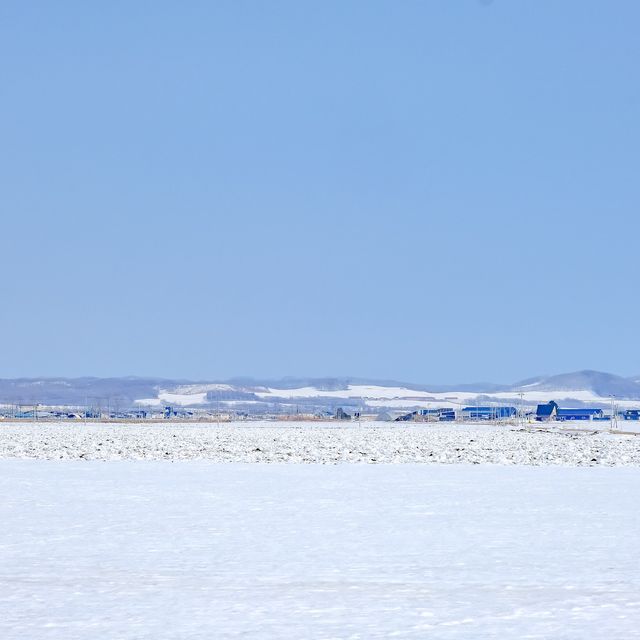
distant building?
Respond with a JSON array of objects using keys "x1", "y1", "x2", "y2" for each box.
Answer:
[
  {"x1": 536, "y1": 401, "x2": 558, "y2": 422},
  {"x1": 623, "y1": 409, "x2": 640, "y2": 421},
  {"x1": 556, "y1": 408, "x2": 604, "y2": 421},
  {"x1": 14, "y1": 410, "x2": 36, "y2": 419},
  {"x1": 461, "y1": 406, "x2": 516, "y2": 420},
  {"x1": 422, "y1": 408, "x2": 456, "y2": 422},
  {"x1": 335, "y1": 407, "x2": 351, "y2": 420},
  {"x1": 536, "y1": 402, "x2": 606, "y2": 422},
  {"x1": 393, "y1": 408, "x2": 456, "y2": 422}
]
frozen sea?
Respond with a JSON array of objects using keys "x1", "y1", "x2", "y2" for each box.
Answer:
[{"x1": 1, "y1": 461, "x2": 639, "y2": 639}]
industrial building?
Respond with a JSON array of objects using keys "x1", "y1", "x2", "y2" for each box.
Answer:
[
  {"x1": 556, "y1": 408, "x2": 604, "y2": 421},
  {"x1": 460, "y1": 406, "x2": 516, "y2": 420},
  {"x1": 536, "y1": 401, "x2": 604, "y2": 421}
]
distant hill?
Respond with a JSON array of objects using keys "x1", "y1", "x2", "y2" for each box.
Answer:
[
  {"x1": 1, "y1": 370, "x2": 639, "y2": 411},
  {"x1": 512, "y1": 370, "x2": 640, "y2": 398},
  {"x1": 0, "y1": 377, "x2": 173, "y2": 407}
]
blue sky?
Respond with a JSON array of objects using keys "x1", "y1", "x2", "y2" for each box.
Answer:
[{"x1": 1, "y1": 1, "x2": 639, "y2": 383}]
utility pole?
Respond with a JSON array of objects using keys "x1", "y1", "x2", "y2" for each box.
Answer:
[
  {"x1": 518, "y1": 391, "x2": 525, "y2": 427},
  {"x1": 610, "y1": 395, "x2": 617, "y2": 432}
]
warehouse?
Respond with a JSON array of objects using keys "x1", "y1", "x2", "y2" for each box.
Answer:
[
  {"x1": 460, "y1": 406, "x2": 516, "y2": 420},
  {"x1": 556, "y1": 408, "x2": 604, "y2": 421}
]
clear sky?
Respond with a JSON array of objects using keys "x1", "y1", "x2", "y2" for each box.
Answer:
[{"x1": 1, "y1": 1, "x2": 639, "y2": 384}]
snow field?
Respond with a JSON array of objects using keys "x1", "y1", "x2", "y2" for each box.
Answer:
[
  {"x1": 0, "y1": 462, "x2": 639, "y2": 639},
  {"x1": 0, "y1": 421, "x2": 639, "y2": 465}
]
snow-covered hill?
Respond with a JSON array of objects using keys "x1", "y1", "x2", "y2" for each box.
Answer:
[
  {"x1": 512, "y1": 370, "x2": 640, "y2": 398},
  {"x1": 2, "y1": 370, "x2": 640, "y2": 412},
  {"x1": 133, "y1": 370, "x2": 640, "y2": 411}
]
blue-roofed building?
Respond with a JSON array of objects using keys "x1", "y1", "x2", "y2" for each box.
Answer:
[
  {"x1": 14, "y1": 410, "x2": 36, "y2": 419},
  {"x1": 622, "y1": 409, "x2": 640, "y2": 421},
  {"x1": 536, "y1": 401, "x2": 558, "y2": 422},
  {"x1": 556, "y1": 408, "x2": 604, "y2": 421},
  {"x1": 461, "y1": 406, "x2": 516, "y2": 420}
]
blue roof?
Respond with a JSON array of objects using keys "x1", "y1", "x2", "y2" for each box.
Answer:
[
  {"x1": 418, "y1": 408, "x2": 454, "y2": 415},
  {"x1": 461, "y1": 406, "x2": 516, "y2": 419},
  {"x1": 556, "y1": 408, "x2": 603, "y2": 416},
  {"x1": 462, "y1": 406, "x2": 515, "y2": 412},
  {"x1": 536, "y1": 404, "x2": 556, "y2": 416}
]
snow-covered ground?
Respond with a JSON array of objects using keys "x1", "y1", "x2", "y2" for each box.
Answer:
[
  {"x1": 0, "y1": 421, "x2": 639, "y2": 465},
  {"x1": 243, "y1": 383, "x2": 628, "y2": 405},
  {"x1": 132, "y1": 381, "x2": 640, "y2": 408},
  {"x1": 1, "y1": 462, "x2": 638, "y2": 639}
]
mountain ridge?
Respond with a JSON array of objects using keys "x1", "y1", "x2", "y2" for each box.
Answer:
[{"x1": 0, "y1": 370, "x2": 639, "y2": 410}]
